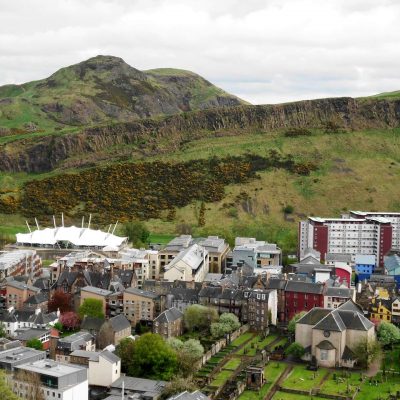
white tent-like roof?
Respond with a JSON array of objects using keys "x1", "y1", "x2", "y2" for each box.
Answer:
[{"x1": 16, "y1": 226, "x2": 128, "y2": 249}]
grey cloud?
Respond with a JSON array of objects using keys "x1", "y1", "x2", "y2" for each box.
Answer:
[{"x1": 0, "y1": 0, "x2": 400, "y2": 104}]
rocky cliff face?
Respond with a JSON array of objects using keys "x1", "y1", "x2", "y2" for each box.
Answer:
[{"x1": 1, "y1": 96, "x2": 399, "y2": 173}]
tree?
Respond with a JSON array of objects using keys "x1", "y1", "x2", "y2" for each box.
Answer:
[
  {"x1": 377, "y1": 322, "x2": 400, "y2": 347},
  {"x1": 219, "y1": 313, "x2": 241, "y2": 332},
  {"x1": 48, "y1": 290, "x2": 72, "y2": 313},
  {"x1": 0, "y1": 322, "x2": 6, "y2": 338},
  {"x1": 198, "y1": 202, "x2": 206, "y2": 227},
  {"x1": 128, "y1": 333, "x2": 178, "y2": 380},
  {"x1": 353, "y1": 339, "x2": 381, "y2": 368},
  {"x1": 59, "y1": 312, "x2": 80, "y2": 331},
  {"x1": 78, "y1": 298, "x2": 104, "y2": 319},
  {"x1": 115, "y1": 337, "x2": 136, "y2": 373},
  {"x1": 0, "y1": 370, "x2": 21, "y2": 400},
  {"x1": 98, "y1": 321, "x2": 116, "y2": 349},
  {"x1": 123, "y1": 221, "x2": 150, "y2": 247},
  {"x1": 288, "y1": 311, "x2": 307, "y2": 334},
  {"x1": 211, "y1": 322, "x2": 229, "y2": 339},
  {"x1": 167, "y1": 338, "x2": 204, "y2": 376},
  {"x1": 184, "y1": 305, "x2": 218, "y2": 333},
  {"x1": 285, "y1": 342, "x2": 305, "y2": 359},
  {"x1": 26, "y1": 339, "x2": 43, "y2": 351},
  {"x1": 15, "y1": 370, "x2": 44, "y2": 400},
  {"x1": 161, "y1": 377, "x2": 198, "y2": 399}
]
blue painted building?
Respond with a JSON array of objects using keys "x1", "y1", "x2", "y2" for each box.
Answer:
[
  {"x1": 384, "y1": 254, "x2": 400, "y2": 288},
  {"x1": 354, "y1": 254, "x2": 376, "y2": 283}
]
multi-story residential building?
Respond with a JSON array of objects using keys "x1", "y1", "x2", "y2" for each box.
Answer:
[
  {"x1": 242, "y1": 289, "x2": 277, "y2": 332},
  {"x1": 1, "y1": 308, "x2": 59, "y2": 337},
  {"x1": 6, "y1": 281, "x2": 41, "y2": 310},
  {"x1": 158, "y1": 235, "x2": 194, "y2": 272},
  {"x1": 0, "y1": 346, "x2": 46, "y2": 371},
  {"x1": 69, "y1": 350, "x2": 121, "y2": 387},
  {"x1": 12, "y1": 359, "x2": 88, "y2": 400},
  {"x1": 165, "y1": 287, "x2": 200, "y2": 313},
  {"x1": 350, "y1": 211, "x2": 400, "y2": 250},
  {"x1": 299, "y1": 215, "x2": 393, "y2": 266},
  {"x1": 0, "y1": 250, "x2": 42, "y2": 280},
  {"x1": 323, "y1": 287, "x2": 356, "y2": 309},
  {"x1": 354, "y1": 255, "x2": 376, "y2": 282},
  {"x1": 285, "y1": 281, "x2": 324, "y2": 321},
  {"x1": 264, "y1": 278, "x2": 287, "y2": 323},
  {"x1": 164, "y1": 244, "x2": 209, "y2": 283},
  {"x1": 153, "y1": 307, "x2": 184, "y2": 338},
  {"x1": 123, "y1": 287, "x2": 158, "y2": 326},
  {"x1": 97, "y1": 314, "x2": 131, "y2": 347},
  {"x1": 198, "y1": 286, "x2": 244, "y2": 318},
  {"x1": 55, "y1": 331, "x2": 95, "y2": 363},
  {"x1": 391, "y1": 298, "x2": 400, "y2": 325},
  {"x1": 370, "y1": 298, "x2": 392, "y2": 323},
  {"x1": 228, "y1": 237, "x2": 281, "y2": 274},
  {"x1": 22, "y1": 292, "x2": 49, "y2": 312},
  {"x1": 198, "y1": 236, "x2": 230, "y2": 273}
]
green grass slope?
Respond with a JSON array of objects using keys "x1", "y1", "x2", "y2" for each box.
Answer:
[
  {"x1": 1, "y1": 127, "x2": 399, "y2": 252},
  {"x1": 0, "y1": 55, "x2": 246, "y2": 133}
]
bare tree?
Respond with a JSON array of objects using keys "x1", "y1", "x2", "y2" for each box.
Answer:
[{"x1": 15, "y1": 370, "x2": 45, "y2": 400}]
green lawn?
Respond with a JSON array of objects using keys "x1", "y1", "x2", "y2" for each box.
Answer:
[
  {"x1": 148, "y1": 232, "x2": 175, "y2": 244},
  {"x1": 320, "y1": 371, "x2": 361, "y2": 397},
  {"x1": 356, "y1": 373, "x2": 400, "y2": 399},
  {"x1": 238, "y1": 362, "x2": 286, "y2": 400},
  {"x1": 222, "y1": 358, "x2": 241, "y2": 371},
  {"x1": 259, "y1": 334, "x2": 278, "y2": 348},
  {"x1": 210, "y1": 369, "x2": 234, "y2": 387},
  {"x1": 281, "y1": 365, "x2": 328, "y2": 391},
  {"x1": 231, "y1": 332, "x2": 254, "y2": 347},
  {"x1": 272, "y1": 393, "x2": 326, "y2": 400}
]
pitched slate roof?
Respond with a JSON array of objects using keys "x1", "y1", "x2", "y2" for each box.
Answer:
[
  {"x1": 311, "y1": 300, "x2": 374, "y2": 332},
  {"x1": 313, "y1": 312, "x2": 346, "y2": 332},
  {"x1": 15, "y1": 328, "x2": 49, "y2": 341},
  {"x1": 285, "y1": 281, "x2": 324, "y2": 294},
  {"x1": 198, "y1": 286, "x2": 222, "y2": 298},
  {"x1": 170, "y1": 288, "x2": 199, "y2": 302},
  {"x1": 342, "y1": 345, "x2": 356, "y2": 360},
  {"x1": 81, "y1": 316, "x2": 105, "y2": 332},
  {"x1": 325, "y1": 287, "x2": 353, "y2": 298},
  {"x1": 168, "y1": 391, "x2": 210, "y2": 400},
  {"x1": 124, "y1": 287, "x2": 158, "y2": 299},
  {"x1": 265, "y1": 279, "x2": 287, "y2": 290},
  {"x1": 100, "y1": 349, "x2": 120, "y2": 364},
  {"x1": 154, "y1": 308, "x2": 183, "y2": 324},
  {"x1": 297, "y1": 308, "x2": 332, "y2": 326},
  {"x1": 109, "y1": 314, "x2": 130, "y2": 332},
  {"x1": 24, "y1": 292, "x2": 48, "y2": 305}
]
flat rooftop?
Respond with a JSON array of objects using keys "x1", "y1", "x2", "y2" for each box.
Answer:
[{"x1": 16, "y1": 359, "x2": 86, "y2": 377}]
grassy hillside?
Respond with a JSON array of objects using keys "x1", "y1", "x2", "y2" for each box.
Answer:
[
  {"x1": 0, "y1": 55, "x2": 245, "y2": 134},
  {"x1": 1, "y1": 127, "x2": 399, "y2": 252}
]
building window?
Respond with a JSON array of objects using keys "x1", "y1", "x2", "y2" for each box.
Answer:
[{"x1": 320, "y1": 350, "x2": 328, "y2": 360}]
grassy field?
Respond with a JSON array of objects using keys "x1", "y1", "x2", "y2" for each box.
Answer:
[
  {"x1": 281, "y1": 365, "x2": 328, "y2": 391},
  {"x1": 239, "y1": 362, "x2": 286, "y2": 400}
]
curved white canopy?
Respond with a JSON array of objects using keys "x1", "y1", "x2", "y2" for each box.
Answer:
[{"x1": 16, "y1": 226, "x2": 128, "y2": 249}]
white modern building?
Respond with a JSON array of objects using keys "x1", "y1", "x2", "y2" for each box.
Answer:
[
  {"x1": 69, "y1": 350, "x2": 120, "y2": 387},
  {"x1": 299, "y1": 215, "x2": 393, "y2": 266},
  {"x1": 163, "y1": 244, "x2": 209, "y2": 282},
  {"x1": 16, "y1": 225, "x2": 128, "y2": 251},
  {"x1": 228, "y1": 237, "x2": 281, "y2": 274},
  {"x1": 13, "y1": 360, "x2": 88, "y2": 400},
  {"x1": 349, "y1": 211, "x2": 400, "y2": 249}
]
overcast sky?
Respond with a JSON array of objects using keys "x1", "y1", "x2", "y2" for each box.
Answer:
[{"x1": 1, "y1": 0, "x2": 400, "y2": 104}]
